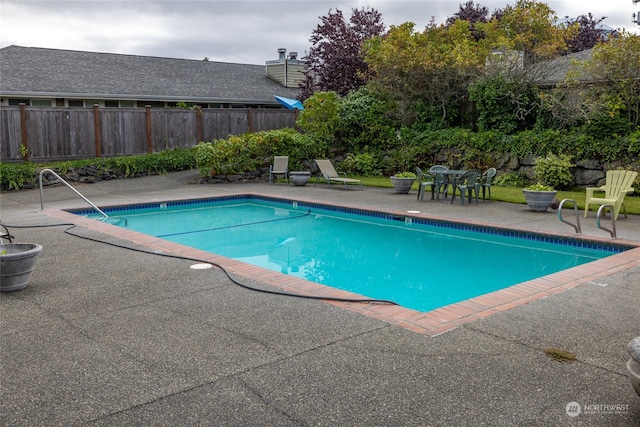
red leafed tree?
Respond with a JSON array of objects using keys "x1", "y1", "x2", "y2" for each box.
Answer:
[
  {"x1": 299, "y1": 7, "x2": 385, "y2": 100},
  {"x1": 565, "y1": 13, "x2": 609, "y2": 54},
  {"x1": 445, "y1": 0, "x2": 490, "y2": 40}
]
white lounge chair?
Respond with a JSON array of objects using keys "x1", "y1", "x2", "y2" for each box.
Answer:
[{"x1": 314, "y1": 159, "x2": 363, "y2": 190}]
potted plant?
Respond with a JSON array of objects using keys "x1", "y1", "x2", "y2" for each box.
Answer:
[
  {"x1": 0, "y1": 243, "x2": 43, "y2": 292},
  {"x1": 390, "y1": 171, "x2": 417, "y2": 194},
  {"x1": 523, "y1": 183, "x2": 557, "y2": 212},
  {"x1": 522, "y1": 153, "x2": 573, "y2": 212}
]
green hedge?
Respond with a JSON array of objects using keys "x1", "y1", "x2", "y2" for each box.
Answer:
[
  {"x1": 3, "y1": 127, "x2": 639, "y2": 191},
  {"x1": 0, "y1": 147, "x2": 198, "y2": 191},
  {"x1": 403, "y1": 127, "x2": 640, "y2": 164},
  {"x1": 0, "y1": 162, "x2": 37, "y2": 190},
  {"x1": 195, "y1": 128, "x2": 327, "y2": 176}
]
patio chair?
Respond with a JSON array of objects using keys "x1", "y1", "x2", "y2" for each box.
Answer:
[
  {"x1": 416, "y1": 166, "x2": 448, "y2": 201},
  {"x1": 313, "y1": 159, "x2": 363, "y2": 190},
  {"x1": 451, "y1": 170, "x2": 482, "y2": 205},
  {"x1": 269, "y1": 156, "x2": 289, "y2": 184},
  {"x1": 479, "y1": 168, "x2": 497, "y2": 202},
  {"x1": 584, "y1": 169, "x2": 638, "y2": 220}
]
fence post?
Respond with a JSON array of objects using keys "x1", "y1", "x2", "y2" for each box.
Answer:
[
  {"x1": 19, "y1": 103, "x2": 28, "y2": 162},
  {"x1": 248, "y1": 107, "x2": 253, "y2": 133},
  {"x1": 93, "y1": 104, "x2": 101, "y2": 157},
  {"x1": 197, "y1": 107, "x2": 203, "y2": 142},
  {"x1": 145, "y1": 105, "x2": 152, "y2": 153}
]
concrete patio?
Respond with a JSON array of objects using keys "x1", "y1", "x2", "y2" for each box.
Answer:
[{"x1": 1, "y1": 170, "x2": 639, "y2": 426}]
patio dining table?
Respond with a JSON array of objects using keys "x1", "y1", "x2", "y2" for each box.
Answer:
[{"x1": 430, "y1": 169, "x2": 466, "y2": 201}]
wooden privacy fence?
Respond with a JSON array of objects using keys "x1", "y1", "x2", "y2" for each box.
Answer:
[{"x1": 0, "y1": 105, "x2": 299, "y2": 162}]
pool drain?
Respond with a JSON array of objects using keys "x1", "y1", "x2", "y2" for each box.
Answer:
[{"x1": 190, "y1": 263, "x2": 213, "y2": 270}]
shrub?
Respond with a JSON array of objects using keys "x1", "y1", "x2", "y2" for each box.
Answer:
[
  {"x1": 340, "y1": 152, "x2": 382, "y2": 176},
  {"x1": 525, "y1": 183, "x2": 554, "y2": 191},
  {"x1": 0, "y1": 162, "x2": 37, "y2": 190},
  {"x1": 295, "y1": 91, "x2": 341, "y2": 146},
  {"x1": 581, "y1": 112, "x2": 632, "y2": 141},
  {"x1": 494, "y1": 171, "x2": 529, "y2": 187},
  {"x1": 0, "y1": 148, "x2": 198, "y2": 190},
  {"x1": 195, "y1": 128, "x2": 324, "y2": 177},
  {"x1": 103, "y1": 148, "x2": 197, "y2": 177},
  {"x1": 393, "y1": 171, "x2": 417, "y2": 178},
  {"x1": 533, "y1": 153, "x2": 575, "y2": 190},
  {"x1": 338, "y1": 86, "x2": 399, "y2": 152}
]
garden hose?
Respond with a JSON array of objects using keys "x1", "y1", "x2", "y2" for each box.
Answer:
[{"x1": 1, "y1": 222, "x2": 399, "y2": 306}]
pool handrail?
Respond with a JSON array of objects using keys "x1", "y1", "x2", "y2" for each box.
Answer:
[
  {"x1": 596, "y1": 204, "x2": 617, "y2": 238},
  {"x1": 39, "y1": 169, "x2": 109, "y2": 220},
  {"x1": 557, "y1": 199, "x2": 581, "y2": 234}
]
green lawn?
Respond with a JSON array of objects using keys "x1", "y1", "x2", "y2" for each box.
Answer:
[{"x1": 354, "y1": 176, "x2": 640, "y2": 216}]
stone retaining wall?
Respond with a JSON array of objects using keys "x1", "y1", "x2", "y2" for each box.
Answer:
[{"x1": 434, "y1": 149, "x2": 639, "y2": 188}]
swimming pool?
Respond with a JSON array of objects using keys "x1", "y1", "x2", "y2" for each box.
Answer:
[{"x1": 80, "y1": 196, "x2": 627, "y2": 313}]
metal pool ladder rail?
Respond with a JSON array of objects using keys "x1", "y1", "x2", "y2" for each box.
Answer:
[
  {"x1": 558, "y1": 198, "x2": 617, "y2": 238},
  {"x1": 39, "y1": 169, "x2": 109, "y2": 220},
  {"x1": 558, "y1": 199, "x2": 581, "y2": 234},
  {"x1": 596, "y1": 204, "x2": 617, "y2": 238}
]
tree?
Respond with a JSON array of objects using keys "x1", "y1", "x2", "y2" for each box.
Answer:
[
  {"x1": 469, "y1": 74, "x2": 540, "y2": 133},
  {"x1": 338, "y1": 86, "x2": 399, "y2": 152},
  {"x1": 481, "y1": 0, "x2": 571, "y2": 65},
  {"x1": 583, "y1": 31, "x2": 640, "y2": 130},
  {"x1": 364, "y1": 20, "x2": 487, "y2": 126},
  {"x1": 466, "y1": 1, "x2": 576, "y2": 132},
  {"x1": 295, "y1": 91, "x2": 342, "y2": 145},
  {"x1": 565, "y1": 13, "x2": 608, "y2": 54},
  {"x1": 299, "y1": 7, "x2": 385, "y2": 100},
  {"x1": 541, "y1": 31, "x2": 640, "y2": 132},
  {"x1": 445, "y1": 0, "x2": 490, "y2": 40}
]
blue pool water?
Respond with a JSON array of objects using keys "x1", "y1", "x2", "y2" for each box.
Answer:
[{"x1": 81, "y1": 196, "x2": 623, "y2": 312}]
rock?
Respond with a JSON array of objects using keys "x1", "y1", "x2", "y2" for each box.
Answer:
[
  {"x1": 206, "y1": 178, "x2": 225, "y2": 184},
  {"x1": 519, "y1": 166, "x2": 535, "y2": 180},
  {"x1": 506, "y1": 154, "x2": 519, "y2": 171},
  {"x1": 575, "y1": 159, "x2": 601, "y2": 170},
  {"x1": 575, "y1": 168, "x2": 605, "y2": 186},
  {"x1": 65, "y1": 172, "x2": 80, "y2": 182}
]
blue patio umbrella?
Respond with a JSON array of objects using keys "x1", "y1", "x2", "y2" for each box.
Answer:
[{"x1": 274, "y1": 96, "x2": 304, "y2": 110}]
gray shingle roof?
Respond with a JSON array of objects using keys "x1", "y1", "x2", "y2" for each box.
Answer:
[
  {"x1": 0, "y1": 45, "x2": 300, "y2": 104},
  {"x1": 534, "y1": 49, "x2": 593, "y2": 87}
]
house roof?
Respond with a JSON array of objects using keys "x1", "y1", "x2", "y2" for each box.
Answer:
[
  {"x1": 534, "y1": 48, "x2": 594, "y2": 87},
  {"x1": 0, "y1": 45, "x2": 301, "y2": 104}
]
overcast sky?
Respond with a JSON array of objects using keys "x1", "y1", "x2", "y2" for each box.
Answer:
[{"x1": 1, "y1": 0, "x2": 638, "y2": 65}]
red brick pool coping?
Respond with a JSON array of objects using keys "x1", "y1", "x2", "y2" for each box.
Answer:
[{"x1": 43, "y1": 193, "x2": 640, "y2": 337}]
